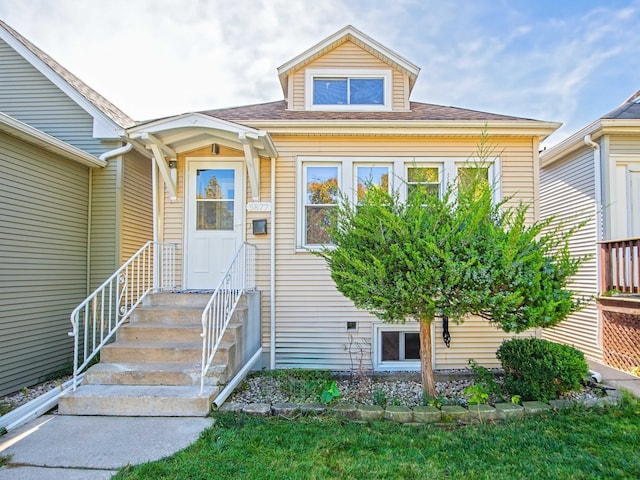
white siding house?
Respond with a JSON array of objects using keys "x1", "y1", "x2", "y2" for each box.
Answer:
[{"x1": 540, "y1": 90, "x2": 640, "y2": 370}]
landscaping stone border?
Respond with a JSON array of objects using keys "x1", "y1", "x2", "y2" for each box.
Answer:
[{"x1": 217, "y1": 393, "x2": 621, "y2": 424}]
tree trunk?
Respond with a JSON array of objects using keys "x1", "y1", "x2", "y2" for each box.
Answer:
[{"x1": 419, "y1": 319, "x2": 436, "y2": 398}]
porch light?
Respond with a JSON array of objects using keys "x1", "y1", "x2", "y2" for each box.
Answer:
[
  {"x1": 168, "y1": 160, "x2": 177, "y2": 185},
  {"x1": 211, "y1": 143, "x2": 220, "y2": 154}
]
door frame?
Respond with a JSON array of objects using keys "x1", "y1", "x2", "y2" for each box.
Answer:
[{"x1": 183, "y1": 157, "x2": 246, "y2": 290}]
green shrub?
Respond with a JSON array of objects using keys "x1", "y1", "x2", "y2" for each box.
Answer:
[{"x1": 496, "y1": 337, "x2": 588, "y2": 401}]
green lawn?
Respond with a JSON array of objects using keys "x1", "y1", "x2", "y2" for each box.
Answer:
[{"x1": 114, "y1": 396, "x2": 640, "y2": 480}]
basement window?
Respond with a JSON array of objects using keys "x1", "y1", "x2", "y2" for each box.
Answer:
[{"x1": 373, "y1": 324, "x2": 421, "y2": 371}]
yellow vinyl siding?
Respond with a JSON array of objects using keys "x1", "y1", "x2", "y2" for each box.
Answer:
[
  {"x1": 609, "y1": 134, "x2": 640, "y2": 155},
  {"x1": 434, "y1": 317, "x2": 530, "y2": 369},
  {"x1": 270, "y1": 134, "x2": 535, "y2": 370},
  {"x1": 241, "y1": 158, "x2": 276, "y2": 355},
  {"x1": 289, "y1": 40, "x2": 408, "y2": 111},
  {"x1": 540, "y1": 148, "x2": 601, "y2": 361},
  {"x1": 160, "y1": 133, "x2": 539, "y2": 371}
]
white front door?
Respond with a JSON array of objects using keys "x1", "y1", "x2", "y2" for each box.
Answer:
[{"x1": 185, "y1": 160, "x2": 244, "y2": 290}]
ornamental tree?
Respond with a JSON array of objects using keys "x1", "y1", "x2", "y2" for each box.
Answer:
[{"x1": 316, "y1": 148, "x2": 586, "y2": 398}]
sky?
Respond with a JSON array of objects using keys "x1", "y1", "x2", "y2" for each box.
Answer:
[{"x1": 0, "y1": 0, "x2": 639, "y2": 147}]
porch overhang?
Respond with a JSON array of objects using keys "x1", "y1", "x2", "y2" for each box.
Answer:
[{"x1": 127, "y1": 113, "x2": 278, "y2": 201}]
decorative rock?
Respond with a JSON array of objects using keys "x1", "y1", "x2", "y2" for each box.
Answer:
[
  {"x1": 494, "y1": 402, "x2": 524, "y2": 419},
  {"x1": 242, "y1": 403, "x2": 272, "y2": 417},
  {"x1": 331, "y1": 402, "x2": 358, "y2": 419},
  {"x1": 385, "y1": 405, "x2": 413, "y2": 423},
  {"x1": 522, "y1": 401, "x2": 551, "y2": 414},
  {"x1": 357, "y1": 405, "x2": 385, "y2": 421},
  {"x1": 218, "y1": 402, "x2": 245, "y2": 413},
  {"x1": 300, "y1": 402, "x2": 327, "y2": 415},
  {"x1": 548, "y1": 399, "x2": 572, "y2": 410},
  {"x1": 440, "y1": 405, "x2": 469, "y2": 422},
  {"x1": 412, "y1": 405, "x2": 441, "y2": 423},
  {"x1": 467, "y1": 404, "x2": 498, "y2": 421},
  {"x1": 272, "y1": 402, "x2": 300, "y2": 417}
]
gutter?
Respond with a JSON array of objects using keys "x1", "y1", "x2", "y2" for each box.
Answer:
[
  {"x1": 0, "y1": 112, "x2": 106, "y2": 168},
  {"x1": 243, "y1": 120, "x2": 561, "y2": 139}
]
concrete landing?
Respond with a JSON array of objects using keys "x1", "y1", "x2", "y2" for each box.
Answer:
[{"x1": 0, "y1": 415, "x2": 213, "y2": 480}]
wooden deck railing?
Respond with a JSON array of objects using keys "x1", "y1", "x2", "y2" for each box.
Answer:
[{"x1": 599, "y1": 237, "x2": 640, "y2": 295}]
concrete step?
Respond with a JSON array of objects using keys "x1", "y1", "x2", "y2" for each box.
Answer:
[
  {"x1": 143, "y1": 293, "x2": 212, "y2": 308},
  {"x1": 221, "y1": 322, "x2": 242, "y2": 344},
  {"x1": 58, "y1": 385, "x2": 218, "y2": 416},
  {"x1": 84, "y1": 362, "x2": 199, "y2": 386},
  {"x1": 101, "y1": 340, "x2": 235, "y2": 365},
  {"x1": 131, "y1": 304, "x2": 248, "y2": 325},
  {"x1": 101, "y1": 341, "x2": 202, "y2": 363},
  {"x1": 83, "y1": 362, "x2": 228, "y2": 387},
  {"x1": 118, "y1": 323, "x2": 202, "y2": 343},
  {"x1": 131, "y1": 306, "x2": 204, "y2": 324}
]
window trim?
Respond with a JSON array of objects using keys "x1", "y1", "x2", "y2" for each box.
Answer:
[
  {"x1": 300, "y1": 161, "x2": 342, "y2": 248},
  {"x1": 296, "y1": 156, "x2": 502, "y2": 251},
  {"x1": 373, "y1": 323, "x2": 425, "y2": 372},
  {"x1": 305, "y1": 68, "x2": 393, "y2": 111}
]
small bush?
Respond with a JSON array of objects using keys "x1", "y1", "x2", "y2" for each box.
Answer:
[
  {"x1": 466, "y1": 359, "x2": 504, "y2": 403},
  {"x1": 496, "y1": 337, "x2": 588, "y2": 401}
]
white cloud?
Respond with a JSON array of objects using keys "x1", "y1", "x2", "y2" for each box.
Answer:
[{"x1": 0, "y1": 0, "x2": 638, "y2": 145}]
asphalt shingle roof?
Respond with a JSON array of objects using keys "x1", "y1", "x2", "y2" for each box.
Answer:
[
  {"x1": 199, "y1": 100, "x2": 540, "y2": 123},
  {"x1": 602, "y1": 89, "x2": 640, "y2": 120}
]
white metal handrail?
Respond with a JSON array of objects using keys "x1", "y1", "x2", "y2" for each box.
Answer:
[
  {"x1": 201, "y1": 243, "x2": 256, "y2": 392},
  {"x1": 68, "y1": 241, "x2": 177, "y2": 390}
]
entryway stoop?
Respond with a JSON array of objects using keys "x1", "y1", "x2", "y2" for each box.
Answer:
[{"x1": 59, "y1": 293, "x2": 247, "y2": 417}]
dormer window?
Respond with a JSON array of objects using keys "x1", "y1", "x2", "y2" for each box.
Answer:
[{"x1": 305, "y1": 69, "x2": 392, "y2": 111}]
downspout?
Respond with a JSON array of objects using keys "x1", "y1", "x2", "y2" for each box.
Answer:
[
  {"x1": 86, "y1": 172, "x2": 92, "y2": 295},
  {"x1": 99, "y1": 142, "x2": 133, "y2": 162},
  {"x1": 584, "y1": 134, "x2": 603, "y2": 350},
  {"x1": 584, "y1": 134, "x2": 603, "y2": 244},
  {"x1": 270, "y1": 156, "x2": 276, "y2": 369}
]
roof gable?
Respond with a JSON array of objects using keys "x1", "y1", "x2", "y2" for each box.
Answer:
[
  {"x1": 276, "y1": 25, "x2": 420, "y2": 99},
  {"x1": 0, "y1": 20, "x2": 134, "y2": 137}
]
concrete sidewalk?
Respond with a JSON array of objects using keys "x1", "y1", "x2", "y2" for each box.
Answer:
[
  {"x1": 588, "y1": 360, "x2": 640, "y2": 397},
  {"x1": 0, "y1": 415, "x2": 213, "y2": 480}
]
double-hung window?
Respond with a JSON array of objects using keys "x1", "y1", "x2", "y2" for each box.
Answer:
[
  {"x1": 306, "y1": 69, "x2": 392, "y2": 111},
  {"x1": 303, "y1": 164, "x2": 340, "y2": 245}
]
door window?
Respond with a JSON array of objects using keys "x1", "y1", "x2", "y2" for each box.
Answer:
[{"x1": 196, "y1": 169, "x2": 235, "y2": 230}]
